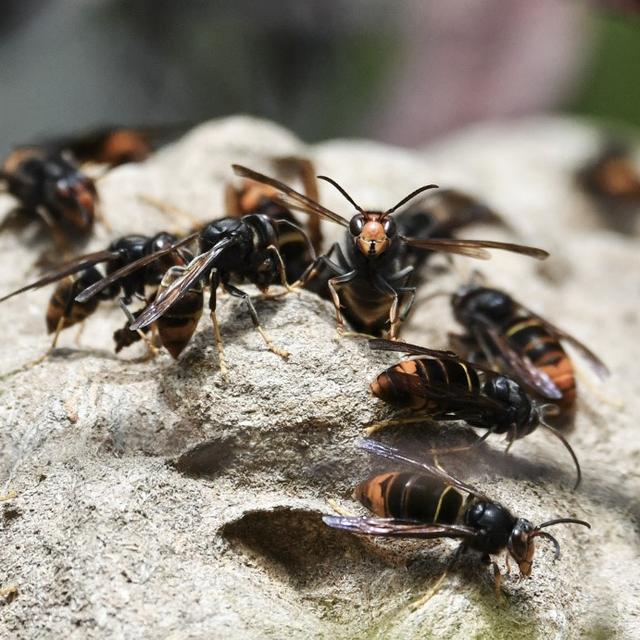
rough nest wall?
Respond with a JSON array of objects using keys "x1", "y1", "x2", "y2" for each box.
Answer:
[{"x1": 0, "y1": 117, "x2": 638, "y2": 639}]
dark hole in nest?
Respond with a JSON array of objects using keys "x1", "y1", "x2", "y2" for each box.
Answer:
[
  {"x1": 170, "y1": 435, "x2": 238, "y2": 477},
  {"x1": 221, "y1": 507, "x2": 397, "y2": 592}
]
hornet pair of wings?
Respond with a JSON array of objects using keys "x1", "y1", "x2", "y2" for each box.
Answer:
[
  {"x1": 231, "y1": 165, "x2": 549, "y2": 261},
  {"x1": 0, "y1": 233, "x2": 197, "y2": 305}
]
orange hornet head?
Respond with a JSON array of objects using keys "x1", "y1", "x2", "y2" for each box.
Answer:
[
  {"x1": 350, "y1": 212, "x2": 396, "y2": 258},
  {"x1": 317, "y1": 175, "x2": 439, "y2": 260},
  {"x1": 507, "y1": 518, "x2": 537, "y2": 577}
]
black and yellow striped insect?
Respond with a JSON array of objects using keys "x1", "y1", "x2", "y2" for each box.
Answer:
[
  {"x1": 79, "y1": 212, "x2": 314, "y2": 372},
  {"x1": 324, "y1": 439, "x2": 590, "y2": 588},
  {"x1": 146, "y1": 265, "x2": 204, "y2": 358},
  {"x1": 450, "y1": 284, "x2": 608, "y2": 424},
  {"x1": 0, "y1": 233, "x2": 194, "y2": 360},
  {"x1": 367, "y1": 339, "x2": 583, "y2": 488}
]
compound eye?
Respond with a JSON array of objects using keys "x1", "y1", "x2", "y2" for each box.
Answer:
[
  {"x1": 56, "y1": 180, "x2": 71, "y2": 198},
  {"x1": 509, "y1": 534, "x2": 528, "y2": 561},
  {"x1": 349, "y1": 215, "x2": 365, "y2": 236},
  {"x1": 508, "y1": 519, "x2": 535, "y2": 561},
  {"x1": 383, "y1": 218, "x2": 397, "y2": 237}
]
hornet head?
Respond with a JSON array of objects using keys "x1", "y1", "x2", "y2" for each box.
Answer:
[
  {"x1": 317, "y1": 175, "x2": 438, "y2": 260},
  {"x1": 508, "y1": 517, "x2": 590, "y2": 577}
]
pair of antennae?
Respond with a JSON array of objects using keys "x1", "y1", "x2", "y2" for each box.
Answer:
[
  {"x1": 532, "y1": 517, "x2": 591, "y2": 559},
  {"x1": 317, "y1": 175, "x2": 438, "y2": 215}
]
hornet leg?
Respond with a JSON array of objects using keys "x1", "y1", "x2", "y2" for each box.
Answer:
[
  {"x1": 407, "y1": 543, "x2": 467, "y2": 612},
  {"x1": 482, "y1": 554, "x2": 505, "y2": 600},
  {"x1": 328, "y1": 270, "x2": 358, "y2": 336},
  {"x1": 74, "y1": 321, "x2": 86, "y2": 346},
  {"x1": 396, "y1": 286, "x2": 417, "y2": 325},
  {"x1": 289, "y1": 243, "x2": 342, "y2": 290},
  {"x1": 266, "y1": 244, "x2": 297, "y2": 293},
  {"x1": 373, "y1": 273, "x2": 406, "y2": 340},
  {"x1": 326, "y1": 498, "x2": 354, "y2": 518},
  {"x1": 23, "y1": 315, "x2": 66, "y2": 370},
  {"x1": 225, "y1": 283, "x2": 289, "y2": 359},
  {"x1": 208, "y1": 270, "x2": 228, "y2": 378},
  {"x1": 118, "y1": 299, "x2": 158, "y2": 360}
]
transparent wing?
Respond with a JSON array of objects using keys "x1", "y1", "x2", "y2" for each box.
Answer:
[
  {"x1": 232, "y1": 164, "x2": 350, "y2": 228},
  {"x1": 130, "y1": 236, "x2": 237, "y2": 329},
  {"x1": 400, "y1": 236, "x2": 548, "y2": 260},
  {"x1": 323, "y1": 515, "x2": 478, "y2": 539},
  {"x1": 478, "y1": 325, "x2": 563, "y2": 400},
  {"x1": 516, "y1": 303, "x2": 609, "y2": 378},
  {"x1": 357, "y1": 439, "x2": 489, "y2": 500},
  {"x1": 369, "y1": 338, "x2": 458, "y2": 359},
  {"x1": 75, "y1": 232, "x2": 198, "y2": 302},
  {"x1": 0, "y1": 250, "x2": 120, "y2": 302}
]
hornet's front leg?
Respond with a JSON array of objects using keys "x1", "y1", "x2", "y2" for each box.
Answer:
[
  {"x1": 384, "y1": 266, "x2": 417, "y2": 337},
  {"x1": 265, "y1": 243, "x2": 297, "y2": 293},
  {"x1": 327, "y1": 270, "x2": 358, "y2": 336},
  {"x1": 482, "y1": 554, "x2": 505, "y2": 600},
  {"x1": 290, "y1": 242, "x2": 342, "y2": 290}
]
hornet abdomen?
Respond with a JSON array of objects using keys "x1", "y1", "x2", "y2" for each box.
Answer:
[
  {"x1": 356, "y1": 471, "x2": 466, "y2": 524},
  {"x1": 505, "y1": 317, "x2": 576, "y2": 412},
  {"x1": 370, "y1": 357, "x2": 481, "y2": 410},
  {"x1": 154, "y1": 266, "x2": 204, "y2": 358}
]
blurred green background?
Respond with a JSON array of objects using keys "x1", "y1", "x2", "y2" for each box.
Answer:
[{"x1": 571, "y1": 10, "x2": 640, "y2": 130}]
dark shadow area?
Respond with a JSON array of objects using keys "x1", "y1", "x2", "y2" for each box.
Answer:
[
  {"x1": 221, "y1": 507, "x2": 409, "y2": 623},
  {"x1": 1, "y1": 504, "x2": 21, "y2": 527},
  {"x1": 170, "y1": 435, "x2": 239, "y2": 478}
]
